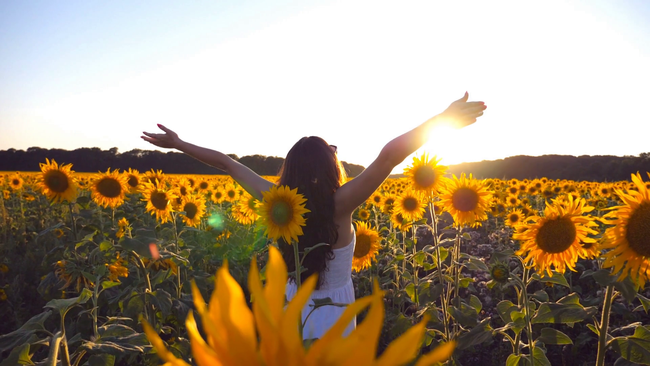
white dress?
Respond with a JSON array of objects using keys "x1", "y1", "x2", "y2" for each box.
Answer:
[{"x1": 285, "y1": 233, "x2": 356, "y2": 340}]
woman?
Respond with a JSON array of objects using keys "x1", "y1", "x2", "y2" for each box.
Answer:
[{"x1": 141, "y1": 92, "x2": 486, "y2": 339}]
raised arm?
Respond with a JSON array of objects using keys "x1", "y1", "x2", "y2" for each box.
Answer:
[
  {"x1": 334, "y1": 92, "x2": 486, "y2": 217},
  {"x1": 141, "y1": 124, "x2": 274, "y2": 200}
]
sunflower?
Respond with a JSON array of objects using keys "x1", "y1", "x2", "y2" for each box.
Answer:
[
  {"x1": 116, "y1": 218, "x2": 130, "y2": 239},
  {"x1": 258, "y1": 185, "x2": 310, "y2": 243},
  {"x1": 600, "y1": 172, "x2": 650, "y2": 287},
  {"x1": 541, "y1": 185, "x2": 555, "y2": 200},
  {"x1": 437, "y1": 174, "x2": 492, "y2": 228},
  {"x1": 233, "y1": 192, "x2": 260, "y2": 225},
  {"x1": 356, "y1": 208, "x2": 371, "y2": 221},
  {"x1": 367, "y1": 192, "x2": 383, "y2": 208},
  {"x1": 211, "y1": 188, "x2": 226, "y2": 204},
  {"x1": 352, "y1": 221, "x2": 381, "y2": 271},
  {"x1": 8, "y1": 173, "x2": 24, "y2": 191},
  {"x1": 490, "y1": 262, "x2": 510, "y2": 284},
  {"x1": 174, "y1": 179, "x2": 192, "y2": 199},
  {"x1": 224, "y1": 183, "x2": 240, "y2": 203},
  {"x1": 3, "y1": 190, "x2": 10, "y2": 200},
  {"x1": 107, "y1": 261, "x2": 129, "y2": 282},
  {"x1": 514, "y1": 195, "x2": 599, "y2": 276},
  {"x1": 519, "y1": 203, "x2": 535, "y2": 218},
  {"x1": 505, "y1": 194, "x2": 520, "y2": 207},
  {"x1": 195, "y1": 179, "x2": 211, "y2": 194},
  {"x1": 53, "y1": 228, "x2": 65, "y2": 238},
  {"x1": 380, "y1": 193, "x2": 398, "y2": 215},
  {"x1": 393, "y1": 189, "x2": 427, "y2": 222},
  {"x1": 90, "y1": 169, "x2": 129, "y2": 208},
  {"x1": 178, "y1": 195, "x2": 207, "y2": 228},
  {"x1": 35, "y1": 159, "x2": 78, "y2": 203},
  {"x1": 490, "y1": 200, "x2": 507, "y2": 217},
  {"x1": 505, "y1": 209, "x2": 524, "y2": 227},
  {"x1": 506, "y1": 185, "x2": 519, "y2": 195},
  {"x1": 391, "y1": 212, "x2": 411, "y2": 232},
  {"x1": 403, "y1": 152, "x2": 447, "y2": 194},
  {"x1": 123, "y1": 168, "x2": 141, "y2": 193},
  {"x1": 143, "y1": 169, "x2": 166, "y2": 186},
  {"x1": 141, "y1": 182, "x2": 176, "y2": 224}
]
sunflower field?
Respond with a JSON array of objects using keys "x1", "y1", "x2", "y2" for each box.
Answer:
[{"x1": 1, "y1": 156, "x2": 650, "y2": 366}]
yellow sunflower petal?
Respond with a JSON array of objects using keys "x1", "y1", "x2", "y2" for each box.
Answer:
[
  {"x1": 376, "y1": 315, "x2": 430, "y2": 366},
  {"x1": 142, "y1": 319, "x2": 191, "y2": 366},
  {"x1": 185, "y1": 312, "x2": 223, "y2": 366},
  {"x1": 414, "y1": 341, "x2": 457, "y2": 366}
]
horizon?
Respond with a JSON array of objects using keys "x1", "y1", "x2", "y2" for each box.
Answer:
[
  {"x1": 2, "y1": 145, "x2": 648, "y2": 172},
  {"x1": 2, "y1": 0, "x2": 649, "y2": 173}
]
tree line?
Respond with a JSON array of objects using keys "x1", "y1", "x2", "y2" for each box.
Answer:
[
  {"x1": 446, "y1": 153, "x2": 650, "y2": 182},
  {"x1": 2, "y1": 147, "x2": 649, "y2": 182},
  {"x1": 0, "y1": 147, "x2": 366, "y2": 177}
]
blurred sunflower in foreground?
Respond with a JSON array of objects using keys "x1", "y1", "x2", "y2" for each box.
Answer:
[
  {"x1": 601, "y1": 172, "x2": 650, "y2": 287},
  {"x1": 142, "y1": 246, "x2": 455, "y2": 366},
  {"x1": 36, "y1": 159, "x2": 78, "y2": 203}
]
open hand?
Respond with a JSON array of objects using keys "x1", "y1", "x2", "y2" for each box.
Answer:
[
  {"x1": 439, "y1": 92, "x2": 486, "y2": 129},
  {"x1": 141, "y1": 124, "x2": 181, "y2": 149}
]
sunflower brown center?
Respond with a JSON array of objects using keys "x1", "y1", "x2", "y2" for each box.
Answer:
[
  {"x1": 150, "y1": 191, "x2": 168, "y2": 210},
  {"x1": 127, "y1": 175, "x2": 139, "y2": 188},
  {"x1": 97, "y1": 178, "x2": 122, "y2": 198},
  {"x1": 180, "y1": 186, "x2": 188, "y2": 196},
  {"x1": 215, "y1": 192, "x2": 223, "y2": 199},
  {"x1": 403, "y1": 197, "x2": 419, "y2": 212},
  {"x1": 184, "y1": 202, "x2": 198, "y2": 219},
  {"x1": 247, "y1": 198, "x2": 257, "y2": 210},
  {"x1": 200, "y1": 182, "x2": 209, "y2": 190},
  {"x1": 12, "y1": 179, "x2": 20, "y2": 185},
  {"x1": 452, "y1": 187, "x2": 479, "y2": 212},
  {"x1": 625, "y1": 202, "x2": 650, "y2": 257},
  {"x1": 414, "y1": 166, "x2": 436, "y2": 189},
  {"x1": 535, "y1": 216, "x2": 576, "y2": 253},
  {"x1": 44, "y1": 170, "x2": 70, "y2": 193},
  {"x1": 354, "y1": 234, "x2": 371, "y2": 258},
  {"x1": 271, "y1": 201, "x2": 293, "y2": 226},
  {"x1": 227, "y1": 190, "x2": 236, "y2": 199},
  {"x1": 509, "y1": 213, "x2": 520, "y2": 223}
]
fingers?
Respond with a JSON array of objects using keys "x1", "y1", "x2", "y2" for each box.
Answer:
[{"x1": 157, "y1": 124, "x2": 172, "y2": 133}]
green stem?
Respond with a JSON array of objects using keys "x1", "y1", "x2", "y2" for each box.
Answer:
[
  {"x1": 412, "y1": 221, "x2": 419, "y2": 306},
  {"x1": 596, "y1": 283, "x2": 616, "y2": 366},
  {"x1": 521, "y1": 265, "x2": 534, "y2": 366},
  {"x1": 292, "y1": 241, "x2": 303, "y2": 338},
  {"x1": 68, "y1": 203, "x2": 77, "y2": 241},
  {"x1": 429, "y1": 202, "x2": 449, "y2": 341},
  {"x1": 453, "y1": 228, "x2": 462, "y2": 337}
]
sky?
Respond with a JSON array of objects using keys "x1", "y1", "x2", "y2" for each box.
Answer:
[{"x1": 1, "y1": 0, "x2": 649, "y2": 173}]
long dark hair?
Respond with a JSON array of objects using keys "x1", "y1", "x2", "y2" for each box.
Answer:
[{"x1": 277, "y1": 136, "x2": 347, "y2": 289}]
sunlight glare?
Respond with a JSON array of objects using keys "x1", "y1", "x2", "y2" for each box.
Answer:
[{"x1": 422, "y1": 122, "x2": 469, "y2": 167}]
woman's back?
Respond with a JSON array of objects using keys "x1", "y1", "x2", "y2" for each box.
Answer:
[{"x1": 285, "y1": 232, "x2": 356, "y2": 340}]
